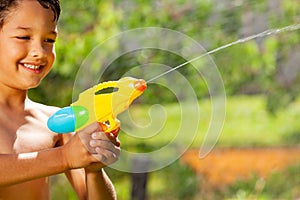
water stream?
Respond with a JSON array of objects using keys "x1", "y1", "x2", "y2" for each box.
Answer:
[{"x1": 147, "y1": 23, "x2": 300, "y2": 83}]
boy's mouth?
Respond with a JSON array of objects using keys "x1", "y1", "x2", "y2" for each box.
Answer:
[{"x1": 23, "y1": 63, "x2": 42, "y2": 70}]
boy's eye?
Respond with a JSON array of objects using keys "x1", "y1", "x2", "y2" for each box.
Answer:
[
  {"x1": 45, "y1": 38, "x2": 56, "y2": 43},
  {"x1": 15, "y1": 36, "x2": 56, "y2": 43},
  {"x1": 16, "y1": 36, "x2": 30, "y2": 40}
]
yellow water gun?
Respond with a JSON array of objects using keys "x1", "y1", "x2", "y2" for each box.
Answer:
[{"x1": 47, "y1": 77, "x2": 147, "y2": 135}]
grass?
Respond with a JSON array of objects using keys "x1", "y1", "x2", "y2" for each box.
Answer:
[
  {"x1": 223, "y1": 163, "x2": 300, "y2": 200},
  {"x1": 118, "y1": 95, "x2": 300, "y2": 151},
  {"x1": 50, "y1": 95, "x2": 300, "y2": 199},
  {"x1": 217, "y1": 95, "x2": 300, "y2": 147}
]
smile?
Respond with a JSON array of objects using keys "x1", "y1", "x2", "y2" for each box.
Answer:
[
  {"x1": 23, "y1": 63, "x2": 42, "y2": 70},
  {"x1": 23, "y1": 63, "x2": 43, "y2": 71}
]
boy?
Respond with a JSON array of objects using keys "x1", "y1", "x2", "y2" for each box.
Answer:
[{"x1": 0, "y1": 0, "x2": 120, "y2": 199}]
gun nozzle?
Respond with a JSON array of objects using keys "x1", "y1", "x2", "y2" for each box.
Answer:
[{"x1": 134, "y1": 79, "x2": 147, "y2": 91}]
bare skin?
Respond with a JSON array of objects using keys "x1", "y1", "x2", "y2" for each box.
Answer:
[
  {"x1": 0, "y1": 1, "x2": 120, "y2": 199},
  {"x1": 0, "y1": 100, "x2": 59, "y2": 199}
]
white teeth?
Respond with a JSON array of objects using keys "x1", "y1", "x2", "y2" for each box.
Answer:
[{"x1": 23, "y1": 63, "x2": 41, "y2": 70}]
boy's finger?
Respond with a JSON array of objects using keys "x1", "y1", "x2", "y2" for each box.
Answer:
[
  {"x1": 79, "y1": 122, "x2": 101, "y2": 135},
  {"x1": 91, "y1": 132, "x2": 120, "y2": 147},
  {"x1": 106, "y1": 133, "x2": 120, "y2": 147}
]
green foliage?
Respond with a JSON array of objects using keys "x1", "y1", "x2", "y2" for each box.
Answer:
[
  {"x1": 118, "y1": 95, "x2": 300, "y2": 150},
  {"x1": 28, "y1": 72, "x2": 73, "y2": 107},
  {"x1": 148, "y1": 160, "x2": 198, "y2": 200},
  {"x1": 25, "y1": 1, "x2": 300, "y2": 199},
  {"x1": 50, "y1": 175, "x2": 77, "y2": 200},
  {"x1": 225, "y1": 163, "x2": 300, "y2": 199},
  {"x1": 106, "y1": 160, "x2": 198, "y2": 200},
  {"x1": 50, "y1": 95, "x2": 300, "y2": 199},
  {"x1": 28, "y1": 0, "x2": 300, "y2": 112}
]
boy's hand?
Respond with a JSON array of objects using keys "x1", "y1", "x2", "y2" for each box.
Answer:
[
  {"x1": 86, "y1": 131, "x2": 121, "y2": 172},
  {"x1": 62, "y1": 122, "x2": 120, "y2": 170},
  {"x1": 87, "y1": 131, "x2": 120, "y2": 171}
]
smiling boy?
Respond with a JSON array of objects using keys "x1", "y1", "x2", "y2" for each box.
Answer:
[{"x1": 0, "y1": 0, "x2": 120, "y2": 199}]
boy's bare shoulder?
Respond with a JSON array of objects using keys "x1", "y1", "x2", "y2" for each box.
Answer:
[
  {"x1": 25, "y1": 98, "x2": 60, "y2": 117},
  {"x1": 25, "y1": 99, "x2": 74, "y2": 138},
  {"x1": 24, "y1": 99, "x2": 71, "y2": 146}
]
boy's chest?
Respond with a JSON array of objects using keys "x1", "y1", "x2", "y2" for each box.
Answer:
[{"x1": 0, "y1": 112, "x2": 59, "y2": 153}]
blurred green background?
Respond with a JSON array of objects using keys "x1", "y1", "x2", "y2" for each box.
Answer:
[{"x1": 28, "y1": 0, "x2": 300, "y2": 199}]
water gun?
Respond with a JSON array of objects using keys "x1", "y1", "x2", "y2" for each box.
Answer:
[{"x1": 47, "y1": 77, "x2": 147, "y2": 135}]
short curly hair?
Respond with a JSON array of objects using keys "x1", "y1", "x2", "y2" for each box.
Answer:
[{"x1": 0, "y1": 0, "x2": 61, "y2": 28}]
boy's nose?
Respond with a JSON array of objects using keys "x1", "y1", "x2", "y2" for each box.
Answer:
[{"x1": 29, "y1": 42, "x2": 47, "y2": 58}]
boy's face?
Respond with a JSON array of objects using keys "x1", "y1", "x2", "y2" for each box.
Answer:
[{"x1": 0, "y1": 0, "x2": 58, "y2": 90}]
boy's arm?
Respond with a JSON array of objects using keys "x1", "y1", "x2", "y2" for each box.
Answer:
[
  {"x1": 0, "y1": 122, "x2": 106, "y2": 187},
  {"x1": 85, "y1": 131, "x2": 120, "y2": 200},
  {"x1": 64, "y1": 168, "x2": 117, "y2": 200},
  {"x1": 85, "y1": 168, "x2": 117, "y2": 200},
  {"x1": 0, "y1": 146, "x2": 68, "y2": 186},
  {"x1": 62, "y1": 130, "x2": 120, "y2": 200},
  {"x1": 64, "y1": 169, "x2": 87, "y2": 199}
]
